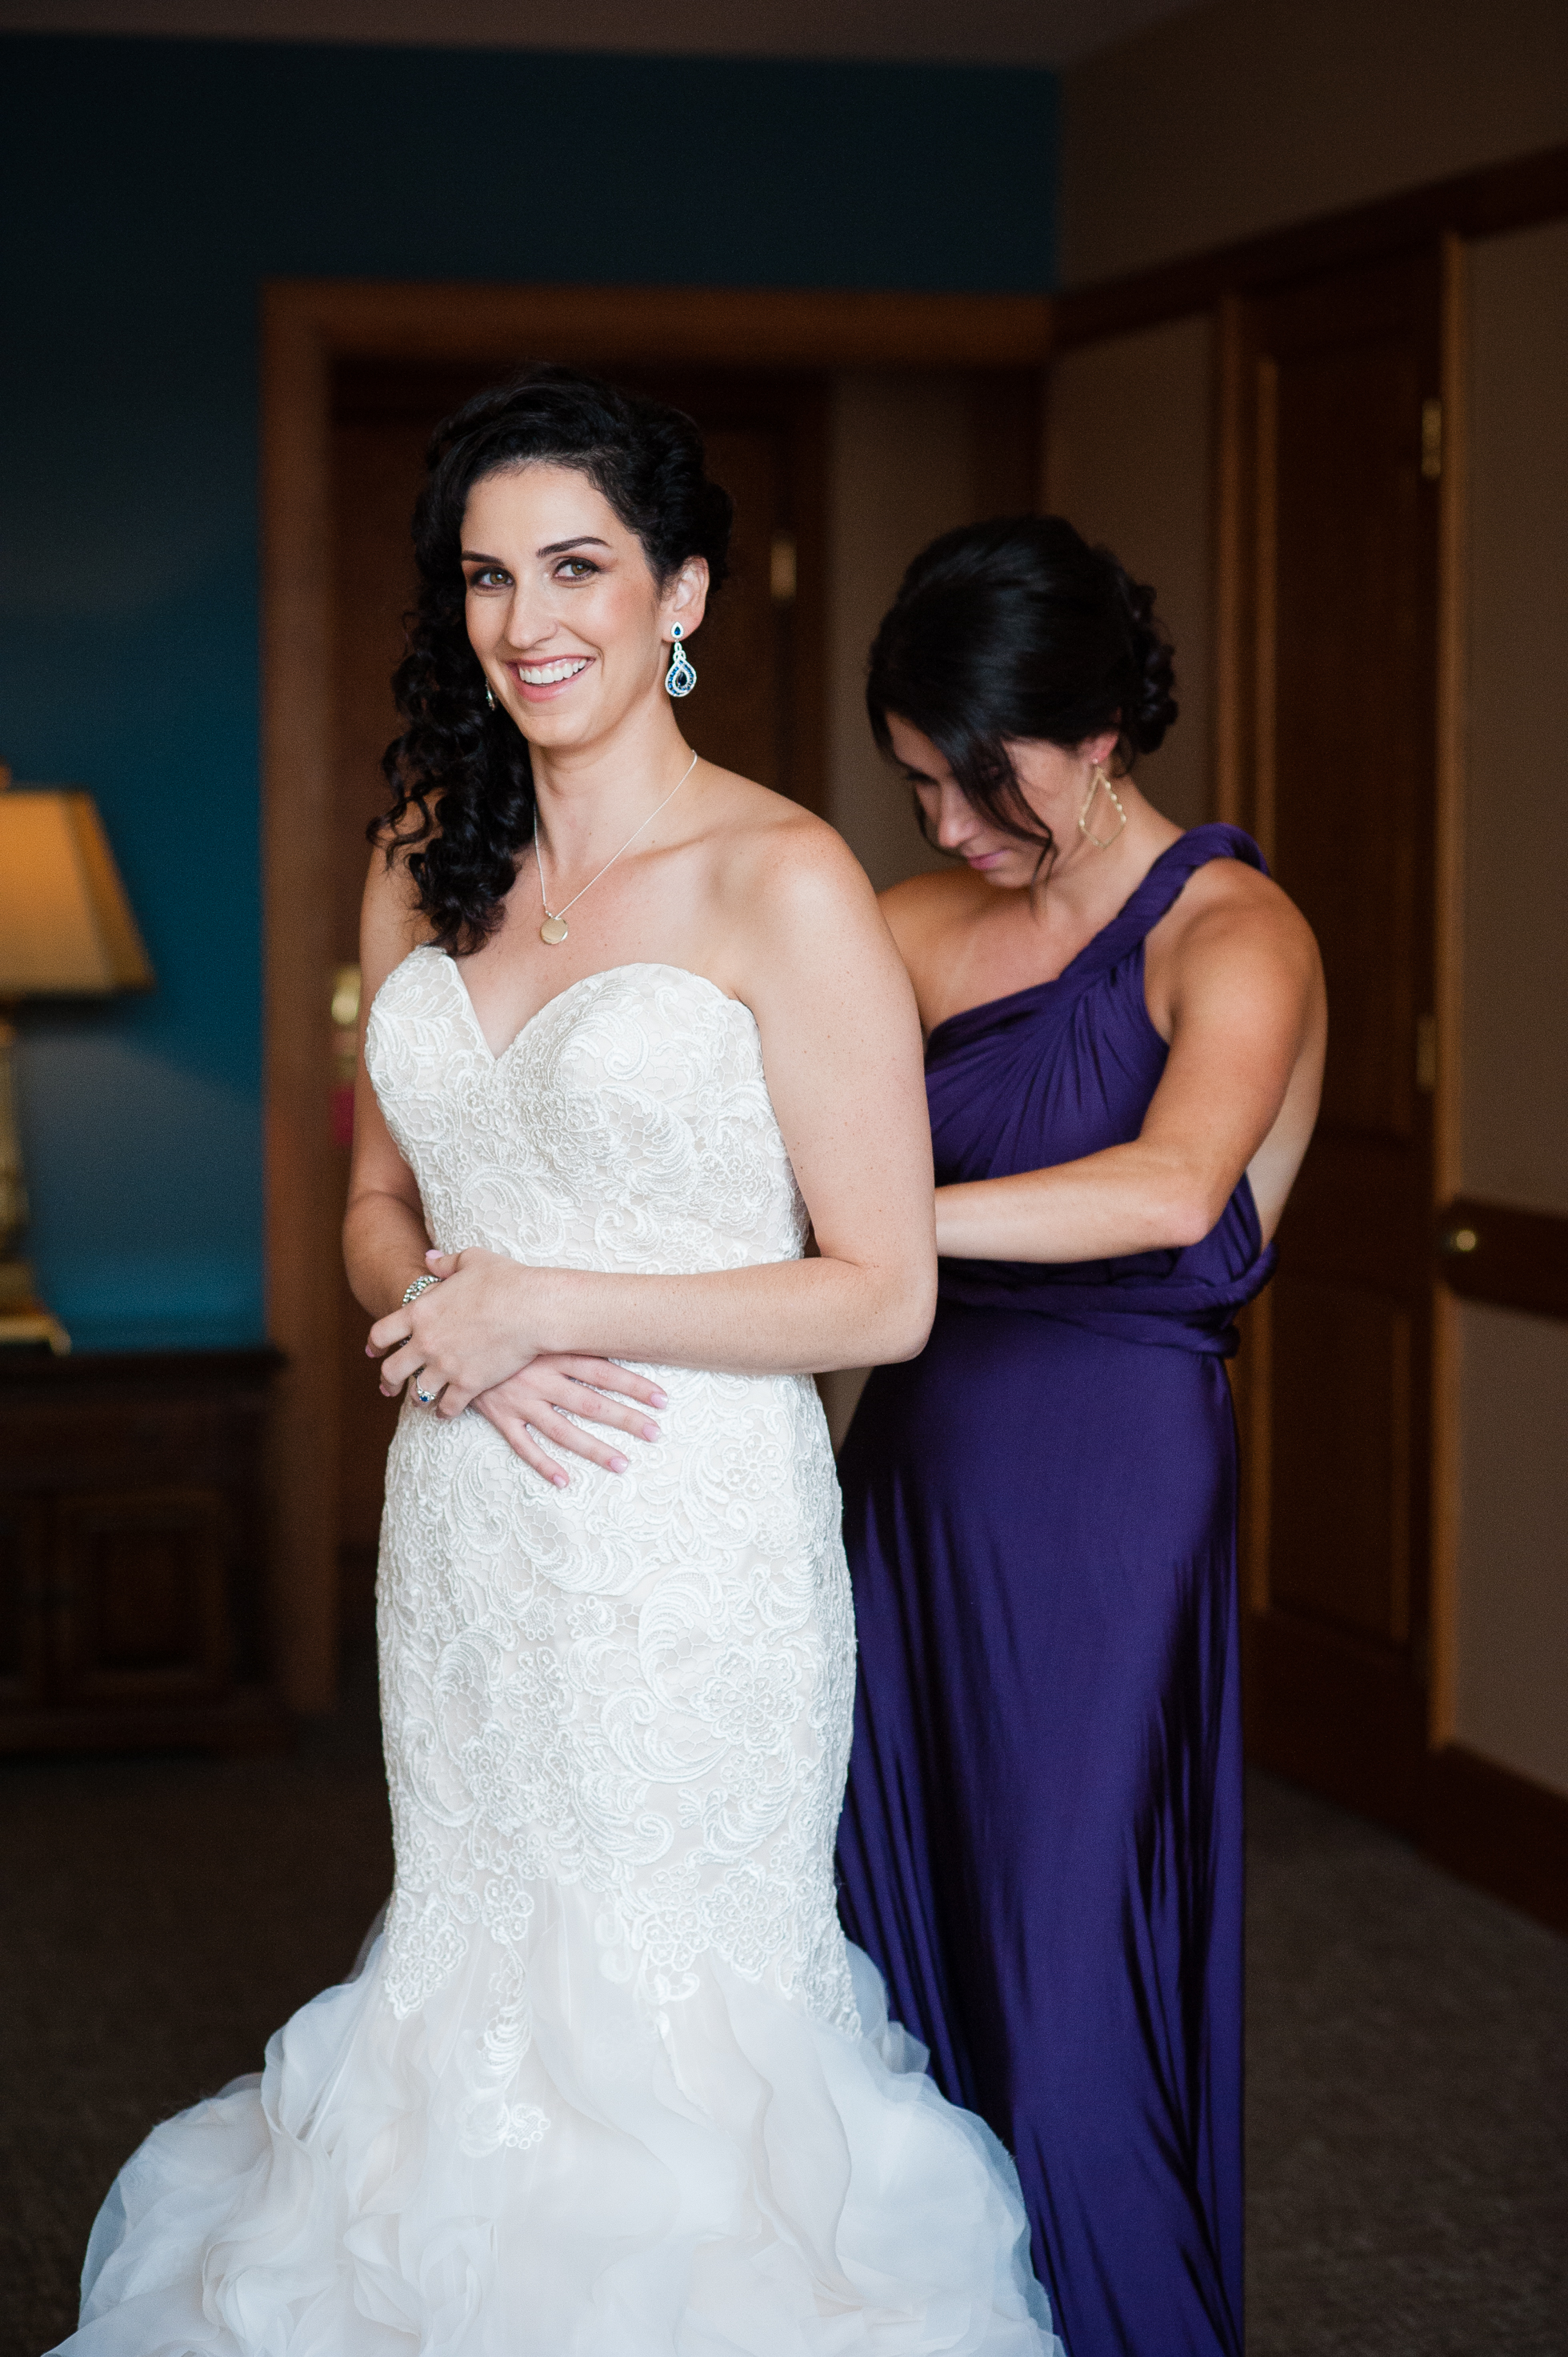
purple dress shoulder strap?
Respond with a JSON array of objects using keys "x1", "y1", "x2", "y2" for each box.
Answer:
[
  {"x1": 928, "y1": 822, "x2": 1275, "y2": 1356},
  {"x1": 927, "y1": 823, "x2": 1270, "y2": 1060},
  {"x1": 1087, "y1": 820, "x2": 1269, "y2": 954}
]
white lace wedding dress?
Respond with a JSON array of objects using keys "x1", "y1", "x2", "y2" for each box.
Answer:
[{"x1": 62, "y1": 950, "x2": 1059, "y2": 2357}]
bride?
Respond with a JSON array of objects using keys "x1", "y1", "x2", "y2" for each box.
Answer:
[{"x1": 59, "y1": 368, "x2": 1060, "y2": 2355}]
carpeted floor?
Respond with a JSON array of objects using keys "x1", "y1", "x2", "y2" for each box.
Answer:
[
  {"x1": 1244, "y1": 1771, "x2": 1567, "y2": 2355},
  {"x1": 2, "y1": 1662, "x2": 1564, "y2": 2356}
]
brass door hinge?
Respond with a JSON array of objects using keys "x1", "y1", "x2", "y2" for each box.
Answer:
[
  {"x1": 1421, "y1": 398, "x2": 1442, "y2": 481},
  {"x1": 770, "y1": 532, "x2": 798, "y2": 606}
]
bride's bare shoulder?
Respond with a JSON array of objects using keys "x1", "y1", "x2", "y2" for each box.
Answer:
[
  {"x1": 696, "y1": 769, "x2": 902, "y2": 983},
  {"x1": 360, "y1": 837, "x2": 435, "y2": 990},
  {"x1": 703, "y1": 769, "x2": 870, "y2": 892}
]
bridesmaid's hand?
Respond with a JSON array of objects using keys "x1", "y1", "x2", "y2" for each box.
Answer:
[
  {"x1": 472, "y1": 1357, "x2": 667, "y2": 1487},
  {"x1": 368, "y1": 1247, "x2": 546, "y2": 1413}
]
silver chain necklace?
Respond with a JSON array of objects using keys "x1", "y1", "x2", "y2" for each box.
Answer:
[{"x1": 532, "y1": 749, "x2": 698, "y2": 946}]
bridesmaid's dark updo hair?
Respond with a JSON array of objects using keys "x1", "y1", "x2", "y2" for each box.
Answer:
[
  {"x1": 866, "y1": 514, "x2": 1178, "y2": 863},
  {"x1": 376, "y1": 365, "x2": 734, "y2": 953}
]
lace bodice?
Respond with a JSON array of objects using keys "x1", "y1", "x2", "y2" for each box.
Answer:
[
  {"x1": 368, "y1": 950, "x2": 810, "y2": 1280},
  {"x1": 364, "y1": 951, "x2": 857, "y2": 2148}
]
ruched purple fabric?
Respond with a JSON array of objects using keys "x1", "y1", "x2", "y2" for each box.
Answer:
[{"x1": 836, "y1": 826, "x2": 1274, "y2": 2357}]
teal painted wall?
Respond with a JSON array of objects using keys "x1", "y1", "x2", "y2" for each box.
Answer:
[{"x1": 0, "y1": 34, "x2": 1057, "y2": 1350}]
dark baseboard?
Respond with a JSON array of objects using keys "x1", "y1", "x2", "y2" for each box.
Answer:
[
  {"x1": 1244, "y1": 1611, "x2": 1426, "y2": 1837},
  {"x1": 0, "y1": 1684, "x2": 292, "y2": 1758},
  {"x1": 1422, "y1": 1743, "x2": 1568, "y2": 1936}
]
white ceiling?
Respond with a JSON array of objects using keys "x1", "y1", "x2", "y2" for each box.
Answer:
[{"x1": 0, "y1": 0, "x2": 1205, "y2": 66}]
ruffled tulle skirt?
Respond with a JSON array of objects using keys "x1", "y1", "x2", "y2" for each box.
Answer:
[{"x1": 56, "y1": 1891, "x2": 1059, "y2": 2356}]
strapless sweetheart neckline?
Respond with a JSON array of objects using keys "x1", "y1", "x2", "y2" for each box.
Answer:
[{"x1": 382, "y1": 946, "x2": 753, "y2": 1068}]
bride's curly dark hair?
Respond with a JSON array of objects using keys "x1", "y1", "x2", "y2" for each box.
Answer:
[{"x1": 374, "y1": 365, "x2": 734, "y2": 954}]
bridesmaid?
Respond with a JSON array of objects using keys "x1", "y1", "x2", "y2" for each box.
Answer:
[{"x1": 834, "y1": 517, "x2": 1325, "y2": 2357}]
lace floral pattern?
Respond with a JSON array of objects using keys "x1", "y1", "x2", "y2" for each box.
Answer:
[{"x1": 366, "y1": 954, "x2": 859, "y2": 2145}]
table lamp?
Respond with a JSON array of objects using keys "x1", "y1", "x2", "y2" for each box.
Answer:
[{"x1": 0, "y1": 762, "x2": 154, "y2": 1351}]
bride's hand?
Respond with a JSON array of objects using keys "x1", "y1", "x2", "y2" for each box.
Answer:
[
  {"x1": 473, "y1": 1356, "x2": 667, "y2": 1487},
  {"x1": 368, "y1": 1247, "x2": 548, "y2": 1414}
]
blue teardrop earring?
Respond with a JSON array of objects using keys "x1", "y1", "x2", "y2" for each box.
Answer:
[{"x1": 664, "y1": 623, "x2": 697, "y2": 698}]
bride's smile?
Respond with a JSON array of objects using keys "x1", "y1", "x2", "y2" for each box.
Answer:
[{"x1": 512, "y1": 653, "x2": 590, "y2": 691}]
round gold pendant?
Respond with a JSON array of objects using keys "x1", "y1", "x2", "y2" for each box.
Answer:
[{"x1": 539, "y1": 915, "x2": 569, "y2": 946}]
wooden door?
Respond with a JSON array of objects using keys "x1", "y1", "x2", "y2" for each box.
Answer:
[
  {"x1": 327, "y1": 362, "x2": 828, "y2": 1639},
  {"x1": 1231, "y1": 252, "x2": 1442, "y2": 1831},
  {"x1": 616, "y1": 369, "x2": 827, "y2": 808},
  {"x1": 328, "y1": 393, "x2": 426, "y2": 1638}
]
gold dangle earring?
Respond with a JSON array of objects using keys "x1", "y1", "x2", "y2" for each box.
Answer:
[{"x1": 1078, "y1": 762, "x2": 1128, "y2": 850}]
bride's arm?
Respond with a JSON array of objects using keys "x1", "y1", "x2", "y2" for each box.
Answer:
[
  {"x1": 342, "y1": 852, "x2": 442, "y2": 1316},
  {"x1": 369, "y1": 822, "x2": 937, "y2": 1418}
]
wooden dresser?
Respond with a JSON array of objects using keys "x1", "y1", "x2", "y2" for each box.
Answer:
[{"x1": 0, "y1": 1347, "x2": 288, "y2": 1753}]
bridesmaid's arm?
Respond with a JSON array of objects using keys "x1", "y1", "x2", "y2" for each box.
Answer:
[
  {"x1": 368, "y1": 818, "x2": 938, "y2": 1419},
  {"x1": 936, "y1": 886, "x2": 1325, "y2": 1263}
]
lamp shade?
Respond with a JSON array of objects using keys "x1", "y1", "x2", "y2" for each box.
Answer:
[{"x1": 0, "y1": 786, "x2": 154, "y2": 996}]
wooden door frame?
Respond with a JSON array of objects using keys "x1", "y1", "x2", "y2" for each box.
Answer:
[
  {"x1": 261, "y1": 279, "x2": 1053, "y2": 1711},
  {"x1": 1226, "y1": 247, "x2": 1446, "y2": 1832},
  {"x1": 1051, "y1": 142, "x2": 1568, "y2": 351},
  {"x1": 1045, "y1": 141, "x2": 1568, "y2": 1927}
]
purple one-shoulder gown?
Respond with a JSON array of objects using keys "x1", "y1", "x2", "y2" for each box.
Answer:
[{"x1": 836, "y1": 826, "x2": 1276, "y2": 2357}]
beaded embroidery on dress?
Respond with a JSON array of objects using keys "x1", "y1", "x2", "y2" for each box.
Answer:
[{"x1": 57, "y1": 950, "x2": 1059, "y2": 2357}]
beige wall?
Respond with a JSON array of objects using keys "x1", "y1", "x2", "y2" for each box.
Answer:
[
  {"x1": 1446, "y1": 218, "x2": 1568, "y2": 1797},
  {"x1": 1461, "y1": 219, "x2": 1568, "y2": 1215},
  {"x1": 1061, "y1": 6, "x2": 1568, "y2": 1803},
  {"x1": 1454, "y1": 1303, "x2": 1568, "y2": 1795},
  {"x1": 821, "y1": 373, "x2": 997, "y2": 1445},
  {"x1": 1044, "y1": 316, "x2": 1214, "y2": 831},
  {"x1": 1061, "y1": 0, "x2": 1568, "y2": 286},
  {"x1": 825, "y1": 373, "x2": 977, "y2": 894}
]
